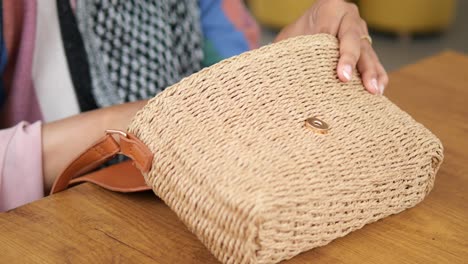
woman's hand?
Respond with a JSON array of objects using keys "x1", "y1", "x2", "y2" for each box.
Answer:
[{"x1": 275, "y1": 0, "x2": 388, "y2": 95}]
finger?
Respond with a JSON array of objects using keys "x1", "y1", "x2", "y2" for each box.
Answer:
[
  {"x1": 358, "y1": 18, "x2": 388, "y2": 94},
  {"x1": 367, "y1": 48, "x2": 389, "y2": 94},
  {"x1": 357, "y1": 47, "x2": 380, "y2": 94},
  {"x1": 337, "y1": 13, "x2": 363, "y2": 83},
  {"x1": 376, "y1": 60, "x2": 389, "y2": 94}
]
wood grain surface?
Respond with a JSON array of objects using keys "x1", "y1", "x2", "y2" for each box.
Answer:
[{"x1": 1, "y1": 51, "x2": 467, "y2": 263}]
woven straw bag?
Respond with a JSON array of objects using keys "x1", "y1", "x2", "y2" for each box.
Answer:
[{"x1": 52, "y1": 34, "x2": 444, "y2": 264}]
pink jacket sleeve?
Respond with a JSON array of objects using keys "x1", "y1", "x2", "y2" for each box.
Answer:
[{"x1": 0, "y1": 121, "x2": 44, "y2": 212}]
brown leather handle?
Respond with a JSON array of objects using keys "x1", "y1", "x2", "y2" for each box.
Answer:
[{"x1": 50, "y1": 130, "x2": 154, "y2": 195}]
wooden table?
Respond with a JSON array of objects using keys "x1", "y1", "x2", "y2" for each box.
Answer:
[{"x1": 1, "y1": 52, "x2": 467, "y2": 263}]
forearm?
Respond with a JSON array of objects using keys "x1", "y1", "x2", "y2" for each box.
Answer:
[{"x1": 41, "y1": 100, "x2": 147, "y2": 192}]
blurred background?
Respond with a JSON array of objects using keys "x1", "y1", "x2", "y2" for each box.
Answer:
[{"x1": 248, "y1": 0, "x2": 468, "y2": 71}]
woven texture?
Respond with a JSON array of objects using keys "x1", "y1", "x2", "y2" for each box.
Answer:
[{"x1": 128, "y1": 34, "x2": 443, "y2": 264}]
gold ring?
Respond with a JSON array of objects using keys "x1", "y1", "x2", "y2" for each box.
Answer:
[{"x1": 361, "y1": 35, "x2": 373, "y2": 45}]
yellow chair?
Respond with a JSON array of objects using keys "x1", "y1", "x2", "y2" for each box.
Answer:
[
  {"x1": 359, "y1": 0, "x2": 457, "y2": 34},
  {"x1": 248, "y1": 0, "x2": 316, "y2": 29}
]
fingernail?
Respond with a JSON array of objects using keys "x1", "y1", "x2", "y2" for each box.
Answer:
[
  {"x1": 342, "y1": 65, "x2": 352, "y2": 81},
  {"x1": 379, "y1": 84, "x2": 385, "y2": 95},
  {"x1": 371, "y1": 78, "x2": 380, "y2": 94}
]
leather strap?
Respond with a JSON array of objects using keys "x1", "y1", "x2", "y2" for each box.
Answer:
[
  {"x1": 69, "y1": 160, "x2": 151, "y2": 192},
  {"x1": 50, "y1": 130, "x2": 153, "y2": 195}
]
